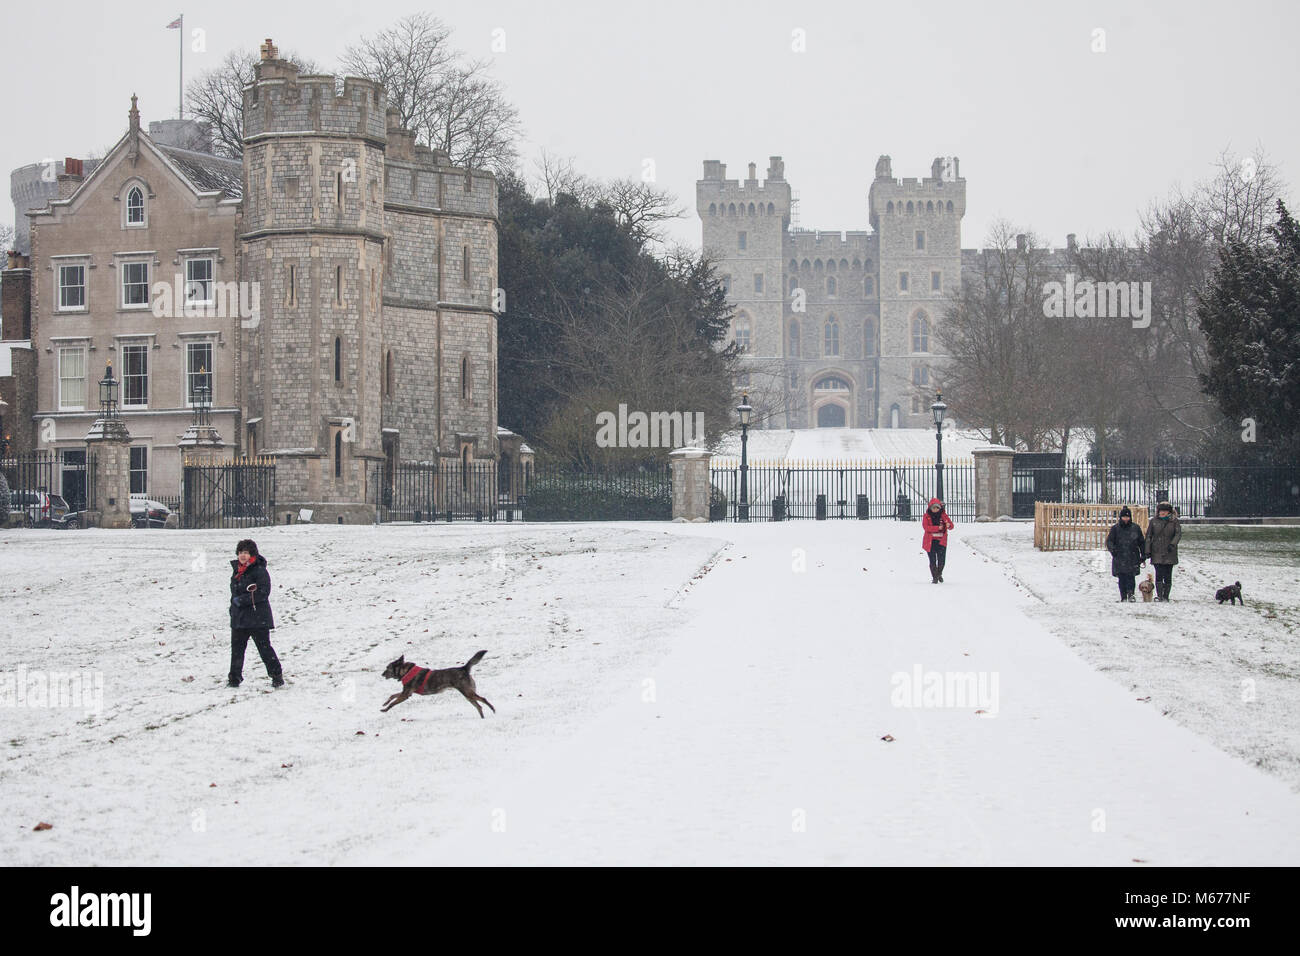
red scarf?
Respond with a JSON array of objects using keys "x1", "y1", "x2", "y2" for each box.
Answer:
[{"x1": 235, "y1": 559, "x2": 255, "y2": 578}]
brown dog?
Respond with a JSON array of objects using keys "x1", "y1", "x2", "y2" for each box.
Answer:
[
  {"x1": 1138, "y1": 573, "x2": 1155, "y2": 603},
  {"x1": 381, "y1": 650, "x2": 495, "y2": 717}
]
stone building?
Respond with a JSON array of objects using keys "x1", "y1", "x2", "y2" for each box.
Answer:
[
  {"x1": 24, "y1": 102, "x2": 241, "y2": 504},
  {"x1": 240, "y1": 41, "x2": 498, "y2": 521},
  {"x1": 698, "y1": 155, "x2": 966, "y2": 429},
  {"x1": 15, "y1": 38, "x2": 499, "y2": 522}
]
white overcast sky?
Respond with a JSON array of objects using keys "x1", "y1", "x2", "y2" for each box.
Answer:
[{"x1": 5, "y1": 0, "x2": 1298, "y2": 251}]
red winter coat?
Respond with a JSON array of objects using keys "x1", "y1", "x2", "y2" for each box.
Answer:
[{"x1": 921, "y1": 499, "x2": 953, "y2": 551}]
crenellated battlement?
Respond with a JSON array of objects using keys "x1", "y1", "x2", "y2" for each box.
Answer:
[
  {"x1": 697, "y1": 156, "x2": 791, "y2": 220},
  {"x1": 788, "y1": 229, "x2": 877, "y2": 251},
  {"x1": 243, "y1": 40, "x2": 388, "y2": 143}
]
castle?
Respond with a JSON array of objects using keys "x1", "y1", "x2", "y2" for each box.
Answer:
[
  {"x1": 8, "y1": 39, "x2": 500, "y2": 522},
  {"x1": 698, "y1": 155, "x2": 965, "y2": 429}
]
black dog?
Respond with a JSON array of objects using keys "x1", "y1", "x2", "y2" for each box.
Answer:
[
  {"x1": 381, "y1": 651, "x2": 495, "y2": 717},
  {"x1": 1215, "y1": 582, "x2": 1243, "y2": 606}
]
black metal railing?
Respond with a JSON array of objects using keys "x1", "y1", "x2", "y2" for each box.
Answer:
[
  {"x1": 181, "y1": 456, "x2": 276, "y2": 529},
  {"x1": 1015, "y1": 459, "x2": 1300, "y2": 518},
  {"x1": 709, "y1": 459, "x2": 975, "y2": 522},
  {"x1": 2, "y1": 451, "x2": 96, "y2": 520}
]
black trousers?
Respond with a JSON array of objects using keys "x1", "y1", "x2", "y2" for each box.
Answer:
[
  {"x1": 1153, "y1": 564, "x2": 1174, "y2": 599},
  {"x1": 928, "y1": 543, "x2": 947, "y2": 577},
  {"x1": 230, "y1": 628, "x2": 282, "y2": 682},
  {"x1": 1117, "y1": 573, "x2": 1136, "y2": 598}
]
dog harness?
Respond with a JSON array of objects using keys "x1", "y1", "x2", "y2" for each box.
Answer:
[{"x1": 400, "y1": 665, "x2": 433, "y2": 693}]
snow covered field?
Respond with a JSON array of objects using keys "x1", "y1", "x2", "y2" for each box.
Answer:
[{"x1": 2, "y1": 519, "x2": 1298, "y2": 866}]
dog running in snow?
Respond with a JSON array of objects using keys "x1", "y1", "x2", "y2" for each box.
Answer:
[
  {"x1": 381, "y1": 650, "x2": 495, "y2": 717},
  {"x1": 1215, "y1": 582, "x2": 1244, "y2": 606},
  {"x1": 1138, "y1": 574, "x2": 1155, "y2": 603}
]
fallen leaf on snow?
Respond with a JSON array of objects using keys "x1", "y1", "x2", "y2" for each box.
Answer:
[
  {"x1": 880, "y1": 734, "x2": 895, "y2": 742},
  {"x1": 33, "y1": 822, "x2": 53, "y2": 831}
]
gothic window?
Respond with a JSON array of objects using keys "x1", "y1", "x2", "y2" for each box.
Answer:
[
  {"x1": 864, "y1": 317, "x2": 877, "y2": 356},
  {"x1": 899, "y1": 272, "x2": 910, "y2": 293},
  {"x1": 826, "y1": 276, "x2": 836, "y2": 296},
  {"x1": 748, "y1": 203, "x2": 755, "y2": 216},
  {"x1": 734, "y1": 314, "x2": 751, "y2": 351},
  {"x1": 335, "y1": 431, "x2": 343, "y2": 478},
  {"x1": 927, "y1": 201, "x2": 934, "y2": 213},
  {"x1": 912, "y1": 311, "x2": 931, "y2": 352},
  {"x1": 788, "y1": 320, "x2": 800, "y2": 357},
  {"x1": 840, "y1": 259, "x2": 848, "y2": 271},
  {"x1": 789, "y1": 276, "x2": 798, "y2": 294},
  {"x1": 789, "y1": 259, "x2": 798, "y2": 272},
  {"x1": 906, "y1": 201, "x2": 914, "y2": 214},
  {"x1": 462, "y1": 355, "x2": 471, "y2": 399},
  {"x1": 801, "y1": 259, "x2": 811, "y2": 271},
  {"x1": 827, "y1": 259, "x2": 836, "y2": 274},
  {"x1": 753, "y1": 273, "x2": 763, "y2": 293},
  {"x1": 814, "y1": 259, "x2": 823, "y2": 273},
  {"x1": 767, "y1": 203, "x2": 774, "y2": 215},
  {"x1": 335, "y1": 337, "x2": 342, "y2": 382},
  {"x1": 915, "y1": 230, "x2": 925, "y2": 251},
  {"x1": 824, "y1": 316, "x2": 840, "y2": 356},
  {"x1": 865, "y1": 258, "x2": 873, "y2": 271},
  {"x1": 931, "y1": 270, "x2": 942, "y2": 292},
  {"x1": 946, "y1": 201, "x2": 954, "y2": 213},
  {"x1": 385, "y1": 349, "x2": 395, "y2": 397},
  {"x1": 738, "y1": 231, "x2": 747, "y2": 250},
  {"x1": 814, "y1": 375, "x2": 850, "y2": 391},
  {"x1": 728, "y1": 203, "x2": 735, "y2": 216},
  {"x1": 852, "y1": 258, "x2": 861, "y2": 270},
  {"x1": 126, "y1": 186, "x2": 145, "y2": 225},
  {"x1": 887, "y1": 201, "x2": 894, "y2": 214},
  {"x1": 864, "y1": 276, "x2": 874, "y2": 296},
  {"x1": 709, "y1": 203, "x2": 716, "y2": 216}
]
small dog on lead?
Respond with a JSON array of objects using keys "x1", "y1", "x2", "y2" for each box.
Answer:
[
  {"x1": 381, "y1": 650, "x2": 495, "y2": 717},
  {"x1": 1138, "y1": 574, "x2": 1155, "y2": 603},
  {"x1": 1215, "y1": 582, "x2": 1244, "y2": 606}
]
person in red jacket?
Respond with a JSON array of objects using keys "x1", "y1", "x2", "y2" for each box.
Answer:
[{"x1": 921, "y1": 498, "x2": 954, "y2": 583}]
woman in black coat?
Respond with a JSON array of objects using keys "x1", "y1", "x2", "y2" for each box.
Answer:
[
  {"x1": 1104, "y1": 506, "x2": 1146, "y2": 603},
  {"x1": 228, "y1": 539, "x2": 284, "y2": 687}
]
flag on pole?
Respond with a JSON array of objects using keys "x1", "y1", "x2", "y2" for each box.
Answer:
[{"x1": 166, "y1": 16, "x2": 182, "y2": 28}]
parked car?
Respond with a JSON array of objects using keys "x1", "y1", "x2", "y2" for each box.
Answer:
[
  {"x1": 130, "y1": 496, "x2": 172, "y2": 529},
  {"x1": 9, "y1": 490, "x2": 73, "y2": 528}
]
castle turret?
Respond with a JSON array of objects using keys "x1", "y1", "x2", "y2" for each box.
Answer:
[
  {"x1": 868, "y1": 156, "x2": 965, "y2": 428},
  {"x1": 240, "y1": 38, "x2": 389, "y2": 520},
  {"x1": 697, "y1": 157, "x2": 791, "y2": 421}
]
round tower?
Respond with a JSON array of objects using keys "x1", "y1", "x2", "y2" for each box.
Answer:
[{"x1": 240, "y1": 38, "x2": 388, "y2": 521}]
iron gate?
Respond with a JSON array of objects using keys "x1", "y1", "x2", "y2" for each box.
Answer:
[{"x1": 182, "y1": 456, "x2": 276, "y2": 529}]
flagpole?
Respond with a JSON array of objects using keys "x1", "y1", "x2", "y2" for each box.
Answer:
[{"x1": 178, "y1": 13, "x2": 184, "y2": 119}]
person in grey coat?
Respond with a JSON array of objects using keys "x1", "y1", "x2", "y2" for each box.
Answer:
[
  {"x1": 1105, "y1": 505, "x2": 1146, "y2": 602},
  {"x1": 1145, "y1": 502, "x2": 1182, "y2": 601}
]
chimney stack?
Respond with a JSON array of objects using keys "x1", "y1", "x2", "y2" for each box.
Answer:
[
  {"x1": 260, "y1": 38, "x2": 279, "y2": 60},
  {"x1": 1066, "y1": 233, "x2": 1078, "y2": 253},
  {"x1": 1015, "y1": 233, "x2": 1027, "y2": 252}
]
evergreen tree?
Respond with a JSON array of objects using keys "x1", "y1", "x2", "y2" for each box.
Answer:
[{"x1": 1198, "y1": 200, "x2": 1300, "y2": 463}]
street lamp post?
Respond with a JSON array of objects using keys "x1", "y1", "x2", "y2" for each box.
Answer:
[
  {"x1": 931, "y1": 389, "x2": 947, "y2": 501},
  {"x1": 98, "y1": 361, "x2": 120, "y2": 419},
  {"x1": 737, "y1": 393, "x2": 752, "y2": 522}
]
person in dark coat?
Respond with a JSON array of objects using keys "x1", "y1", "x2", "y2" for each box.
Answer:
[
  {"x1": 921, "y1": 498, "x2": 955, "y2": 583},
  {"x1": 228, "y1": 539, "x2": 283, "y2": 687},
  {"x1": 1145, "y1": 502, "x2": 1182, "y2": 601},
  {"x1": 1105, "y1": 506, "x2": 1146, "y2": 602}
]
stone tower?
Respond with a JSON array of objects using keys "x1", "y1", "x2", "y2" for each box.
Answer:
[
  {"x1": 240, "y1": 40, "x2": 391, "y2": 521},
  {"x1": 868, "y1": 155, "x2": 966, "y2": 428},
  {"x1": 697, "y1": 158, "x2": 791, "y2": 407}
]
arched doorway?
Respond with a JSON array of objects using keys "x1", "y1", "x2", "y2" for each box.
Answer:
[{"x1": 816, "y1": 403, "x2": 846, "y2": 427}]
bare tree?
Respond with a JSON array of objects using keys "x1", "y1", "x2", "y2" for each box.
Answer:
[
  {"x1": 0, "y1": 223, "x2": 14, "y2": 254},
  {"x1": 342, "y1": 14, "x2": 521, "y2": 175},
  {"x1": 598, "y1": 179, "x2": 685, "y2": 246},
  {"x1": 186, "y1": 48, "x2": 317, "y2": 158},
  {"x1": 939, "y1": 222, "x2": 1065, "y2": 450},
  {"x1": 531, "y1": 149, "x2": 599, "y2": 205}
]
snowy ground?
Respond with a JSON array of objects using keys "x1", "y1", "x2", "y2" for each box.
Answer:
[
  {"x1": 2, "y1": 519, "x2": 1298, "y2": 866},
  {"x1": 713, "y1": 426, "x2": 985, "y2": 463}
]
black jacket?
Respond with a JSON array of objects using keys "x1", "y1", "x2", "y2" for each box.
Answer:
[
  {"x1": 1105, "y1": 520, "x2": 1146, "y2": 576},
  {"x1": 229, "y1": 555, "x2": 275, "y2": 630}
]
